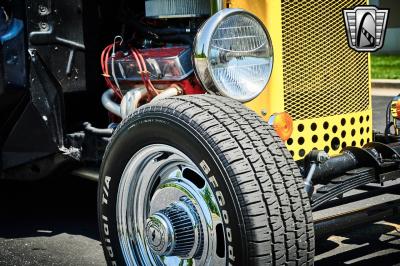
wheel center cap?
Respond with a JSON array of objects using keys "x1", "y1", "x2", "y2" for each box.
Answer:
[
  {"x1": 145, "y1": 214, "x2": 172, "y2": 255},
  {"x1": 145, "y1": 197, "x2": 203, "y2": 258}
]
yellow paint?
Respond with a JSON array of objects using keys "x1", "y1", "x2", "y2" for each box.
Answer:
[
  {"x1": 232, "y1": 0, "x2": 285, "y2": 118},
  {"x1": 287, "y1": 111, "x2": 373, "y2": 160},
  {"x1": 228, "y1": 0, "x2": 372, "y2": 160}
]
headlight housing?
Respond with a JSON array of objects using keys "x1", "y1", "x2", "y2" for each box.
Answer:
[{"x1": 194, "y1": 9, "x2": 273, "y2": 102}]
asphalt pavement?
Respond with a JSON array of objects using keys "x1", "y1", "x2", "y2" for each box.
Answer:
[
  {"x1": 0, "y1": 176, "x2": 105, "y2": 266},
  {"x1": 0, "y1": 96, "x2": 399, "y2": 266}
]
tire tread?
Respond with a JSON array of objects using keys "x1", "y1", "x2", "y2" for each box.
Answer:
[{"x1": 109, "y1": 95, "x2": 315, "y2": 266}]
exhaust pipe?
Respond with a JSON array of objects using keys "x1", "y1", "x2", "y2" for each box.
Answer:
[
  {"x1": 101, "y1": 88, "x2": 148, "y2": 118},
  {"x1": 101, "y1": 89, "x2": 121, "y2": 117},
  {"x1": 102, "y1": 86, "x2": 182, "y2": 118},
  {"x1": 151, "y1": 86, "x2": 182, "y2": 103},
  {"x1": 120, "y1": 87, "x2": 148, "y2": 118}
]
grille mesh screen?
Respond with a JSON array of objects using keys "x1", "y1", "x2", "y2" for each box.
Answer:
[{"x1": 281, "y1": 0, "x2": 370, "y2": 120}]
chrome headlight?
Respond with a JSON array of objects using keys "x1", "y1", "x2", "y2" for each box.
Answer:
[{"x1": 194, "y1": 9, "x2": 273, "y2": 102}]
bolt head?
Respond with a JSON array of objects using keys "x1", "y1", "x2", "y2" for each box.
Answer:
[
  {"x1": 261, "y1": 109, "x2": 268, "y2": 116},
  {"x1": 38, "y1": 5, "x2": 50, "y2": 15},
  {"x1": 317, "y1": 151, "x2": 330, "y2": 163}
]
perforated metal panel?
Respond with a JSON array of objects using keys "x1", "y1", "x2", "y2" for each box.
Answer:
[
  {"x1": 279, "y1": 0, "x2": 373, "y2": 160},
  {"x1": 286, "y1": 111, "x2": 372, "y2": 160},
  {"x1": 281, "y1": 0, "x2": 370, "y2": 121}
]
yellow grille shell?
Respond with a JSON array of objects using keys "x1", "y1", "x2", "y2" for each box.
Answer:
[
  {"x1": 287, "y1": 111, "x2": 372, "y2": 160},
  {"x1": 230, "y1": 0, "x2": 373, "y2": 161}
]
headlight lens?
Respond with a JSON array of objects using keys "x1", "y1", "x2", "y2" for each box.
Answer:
[{"x1": 194, "y1": 9, "x2": 273, "y2": 102}]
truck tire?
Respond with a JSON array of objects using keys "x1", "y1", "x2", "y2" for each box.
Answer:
[{"x1": 98, "y1": 95, "x2": 315, "y2": 266}]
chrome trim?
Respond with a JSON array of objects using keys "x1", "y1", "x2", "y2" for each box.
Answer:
[
  {"x1": 151, "y1": 86, "x2": 182, "y2": 103},
  {"x1": 120, "y1": 87, "x2": 148, "y2": 118},
  {"x1": 193, "y1": 8, "x2": 273, "y2": 102},
  {"x1": 145, "y1": 213, "x2": 175, "y2": 256},
  {"x1": 116, "y1": 144, "x2": 226, "y2": 265},
  {"x1": 145, "y1": 197, "x2": 202, "y2": 258},
  {"x1": 102, "y1": 88, "x2": 149, "y2": 118},
  {"x1": 101, "y1": 89, "x2": 121, "y2": 117}
]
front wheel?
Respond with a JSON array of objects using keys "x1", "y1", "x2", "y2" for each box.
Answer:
[{"x1": 98, "y1": 95, "x2": 315, "y2": 266}]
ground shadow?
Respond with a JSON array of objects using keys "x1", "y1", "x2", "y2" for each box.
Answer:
[
  {"x1": 316, "y1": 216, "x2": 400, "y2": 265},
  {"x1": 0, "y1": 174, "x2": 99, "y2": 241}
]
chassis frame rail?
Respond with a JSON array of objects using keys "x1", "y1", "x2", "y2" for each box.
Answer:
[
  {"x1": 306, "y1": 141, "x2": 400, "y2": 210},
  {"x1": 314, "y1": 199, "x2": 400, "y2": 239}
]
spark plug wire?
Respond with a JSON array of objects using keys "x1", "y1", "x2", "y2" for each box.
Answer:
[
  {"x1": 102, "y1": 38, "x2": 161, "y2": 101},
  {"x1": 131, "y1": 48, "x2": 159, "y2": 97},
  {"x1": 101, "y1": 42, "x2": 123, "y2": 99},
  {"x1": 111, "y1": 36, "x2": 124, "y2": 98}
]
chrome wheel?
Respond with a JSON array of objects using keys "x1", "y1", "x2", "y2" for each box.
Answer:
[{"x1": 116, "y1": 144, "x2": 226, "y2": 265}]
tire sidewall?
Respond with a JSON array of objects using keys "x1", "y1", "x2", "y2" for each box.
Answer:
[{"x1": 98, "y1": 111, "x2": 248, "y2": 265}]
